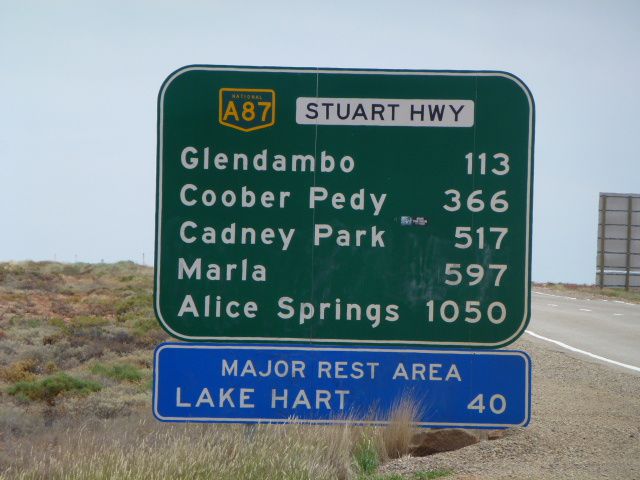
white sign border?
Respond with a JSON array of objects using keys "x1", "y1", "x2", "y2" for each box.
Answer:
[{"x1": 153, "y1": 343, "x2": 531, "y2": 428}]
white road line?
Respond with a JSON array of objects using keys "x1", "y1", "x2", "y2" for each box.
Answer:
[
  {"x1": 579, "y1": 308, "x2": 592, "y2": 312},
  {"x1": 614, "y1": 313, "x2": 624, "y2": 316},
  {"x1": 526, "y1": 330, "x2": 640, "y2": 373},
  {"x1": 548, "y1": 304, "x2": 558, "y2": 307},
  {"x1": 612, "y1": 300, "x2": 636, "y2": 306},
  {"x1": 534, "y1": 292, "x2": 578, "y2": 300}
]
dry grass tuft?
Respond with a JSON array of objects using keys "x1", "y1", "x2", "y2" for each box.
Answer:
[{"x1": 382, "y1": 397, "x2": 423, "y2": 460}]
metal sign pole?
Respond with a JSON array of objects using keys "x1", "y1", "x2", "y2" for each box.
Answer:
[
  {"x1": 599, "y1": 195, "x2": 607, "y2": 289},
  {"x1": 626, "y1": 195, "x2": 632, "y2": 291}
]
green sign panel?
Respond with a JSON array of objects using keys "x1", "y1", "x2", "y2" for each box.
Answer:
[{"x1": 155, "y1": 66, "x2": 534, "y2": 347}]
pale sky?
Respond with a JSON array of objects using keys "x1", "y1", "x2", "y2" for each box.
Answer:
[{"x1": 1, "y1": 0, "x2": 638, "y2": 284}]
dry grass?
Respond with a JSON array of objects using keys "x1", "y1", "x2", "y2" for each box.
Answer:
[
  {"x1": 3, "y1": 419, "x2": 349, "y2": 479},
  {"x1": 382, "y1": 398, "x2": 424, "y2": 460},
  {"x1": 0, "y1": 261, "x2": 430, "y2": 479},
  {"x1": 0, "y1": 410, "x2": 423, "y2": 480}
]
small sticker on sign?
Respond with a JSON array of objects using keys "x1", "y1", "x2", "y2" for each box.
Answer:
[{"x1": 400, "y1": 216, "x2": 428, "y2": 226}]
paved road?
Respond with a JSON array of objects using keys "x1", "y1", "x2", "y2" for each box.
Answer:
[{"x1": 528, "y1": 291, "x2": 640, "y2": 370}]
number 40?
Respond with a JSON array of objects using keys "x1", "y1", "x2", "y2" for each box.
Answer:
[{"x1": 467, "y1": 393, "x2": 507, "y2": 414}]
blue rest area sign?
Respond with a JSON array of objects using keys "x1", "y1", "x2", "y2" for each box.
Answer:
[{"x1": 153, "y1": 343, "x2": 531, "y2": 429}]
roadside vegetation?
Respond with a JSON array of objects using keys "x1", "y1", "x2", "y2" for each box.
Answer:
[
  {"x1": 1, "y1": 417, "x2": 452, "y2": 479},
  {"x1": 0, "y1": 261, "x2": 454, "y2": 479},
  {"x1": 535, "y1": 281, "x2": 640, "y2": 303}
]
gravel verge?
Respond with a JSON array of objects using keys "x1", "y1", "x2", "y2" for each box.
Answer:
[{"x1": 379, "y1": 336, "x2": 640, "y2": 479}]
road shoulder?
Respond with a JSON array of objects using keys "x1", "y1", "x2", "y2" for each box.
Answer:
[{"x1": 378, "y1": 336, "x2": 640, "y2": 479}]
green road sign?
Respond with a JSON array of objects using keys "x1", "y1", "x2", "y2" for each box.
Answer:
[{"x1": 155, "y1": 66, "x2": 534, "y2": 347}]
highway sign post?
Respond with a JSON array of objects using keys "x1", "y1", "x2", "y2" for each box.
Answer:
[
  {"x1": 155, "y1": 66, "x2": 534, "y2": 347},
  {"x1": 153, "y1": 65, "x2": 535, "y2": 427},
  {"x1": 153, "y1": 343, "x2": 531, "y2": 428}
]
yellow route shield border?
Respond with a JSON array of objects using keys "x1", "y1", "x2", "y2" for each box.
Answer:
[{"x1": 218, "y1": 88, "x2": 276, "y2": 132}]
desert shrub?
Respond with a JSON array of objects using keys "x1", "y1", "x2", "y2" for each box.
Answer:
[
  {"x1": 48, "y1": 317, "x2": 71, "y2": 334},
  {"x1": 7, "y1": 372, "x2": 101, "y2": 405},
  {"x1": 60, "y1": 263, "x2": 91, "y2": 277},
  {"x1": 62, "y1": 343, "x2": 105, "y2": 364},
  {"x1": 48, "y1": 317, "x2": 67, "y2": 329},
  {"x1": 0, "y1": 342, "x2": 18, "y2": 365},
  {"x1": 100, "y1": 329, "x2": 134, "y2": 350},
  {"x1": 81, "y1": 294, "x2": 118, "y2": 316},
  {"x1": 7, "y1": 268, "x2": 63, "y2": 292},
  {"x1": 43, "y1": 332, "x2": 65, "y2": 345},
  {"x1": 50, "y1": 298, "x2": 77, "y2": 317},
  {"x1": 115, "y1": 292, "x2": 153, "y2": 324},
  {"x1": 71, "y1": 387, "x2": 149, "y2": 419},
  {"x1": 11, "y1": 317, "x2": 43, "y2": 329},
  {"x1": 102, "y1": 330, "x2": 139, "y2": 354},
  {"x1": 81, "y1": 392, "x2": 131, "y2": 419},
  {"x1": 0, "y1": 358, "x2": 39, "y2": 382},
  {"x1": 72, "y1": 315, "x2": 110, "y2": 328},
  {"x1": 91, "y1": 362, "x2": 143, "y2": 383},
  {"x1": 132, "y1": 316, "x2": 161, "y2": 335},
  {"x1": 19, "y1": 347, "x2": 56, "y2": 370},
  {"x1": 44, "y1": 361, "x2": 58, "y2": 374},
  {"x1": 48, "y1": 330, "x2": 139, "y2": 367},
  {"x1": 121, "y1": 351, "x2": 152, "y2": 369},
  {"x1": 0, "y1": 404, "x2": 42, "y2": 435},
  {"x1": 133, "y1": 328, "x2": 168, "y2": 349},
  {"x1": 116, "y1": 315, "x2": 165, "y2": 348}
]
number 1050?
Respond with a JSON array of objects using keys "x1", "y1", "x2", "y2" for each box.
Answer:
[{"x1": 426, "y1": 300, "x2": 507, "y2": 324}]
